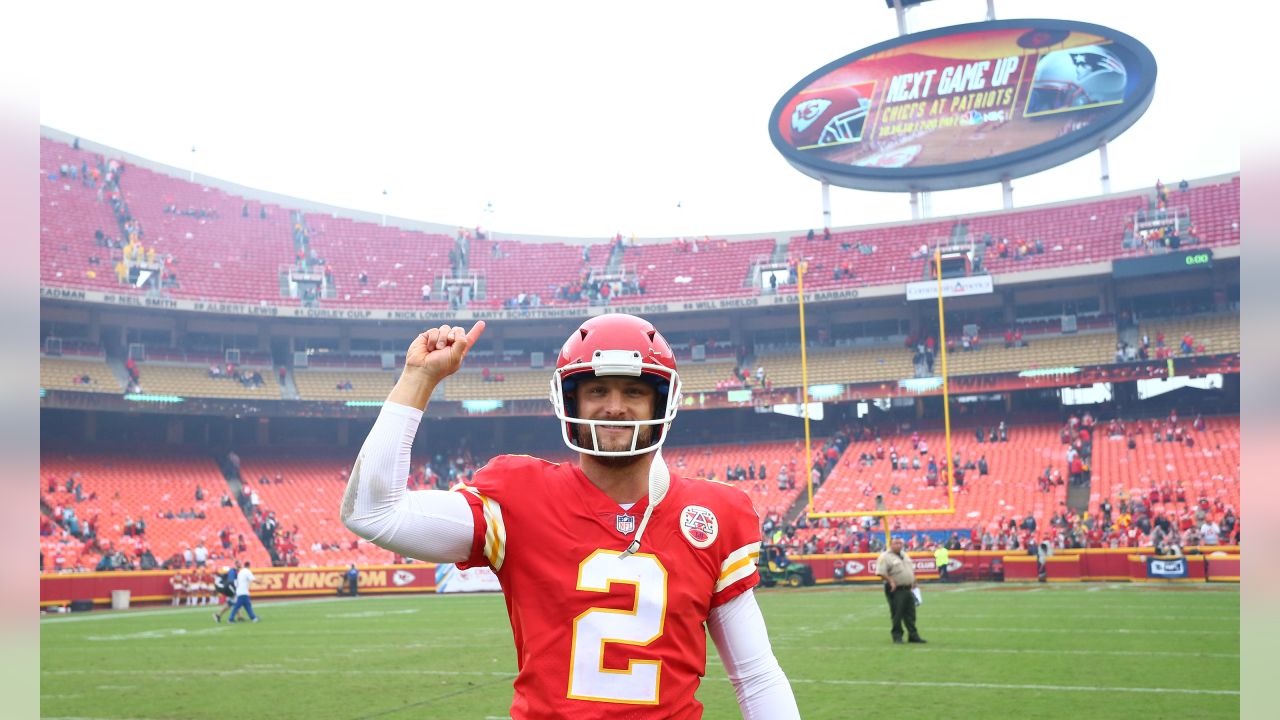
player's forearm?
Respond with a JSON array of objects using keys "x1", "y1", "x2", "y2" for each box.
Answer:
[
  {"x1": 386, "y1": 367, "x2": 440, "y2": 412},
  {"x1": 708, "y1": 591, "x2": 801, "y2": 719},
  {"x1": 340, "y1": 401, "x2": 474, "y2": 562},
  {"x1": 341, "y1": 400, "x2": 420, "y2": 532}
]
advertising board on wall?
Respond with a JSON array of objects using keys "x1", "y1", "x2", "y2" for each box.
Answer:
[{"x1": 905, "y1": 274, "x2": 994, "y2": 301}]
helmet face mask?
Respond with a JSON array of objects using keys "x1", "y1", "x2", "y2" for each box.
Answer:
[{"x1": 550, "y1": 315, "x2": 681, "y2": 458}]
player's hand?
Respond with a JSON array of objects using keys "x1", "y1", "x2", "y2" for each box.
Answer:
[{"x1": 404, "y1": 322, "x2": 486, "y2": 384}]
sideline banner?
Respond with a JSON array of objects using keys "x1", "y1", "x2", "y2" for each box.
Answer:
[
  {"x1": 434, "y1": 563, "x2": 502, "y2": 593},
  {"x1": 40, "y1": 563, "x2": 440, "y2": 607},
  {"x1": 1146, "y1": 556, "x2": 1189, "y2": 579}
]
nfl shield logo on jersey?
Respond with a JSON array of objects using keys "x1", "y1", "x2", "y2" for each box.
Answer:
[{"x1": 616, "y1": 513, "x2": 636, "y2": 535}]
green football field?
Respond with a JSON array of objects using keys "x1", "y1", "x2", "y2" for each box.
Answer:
[{"x1": 40, "y1": 582, "x2": 1239, "y2": 719}]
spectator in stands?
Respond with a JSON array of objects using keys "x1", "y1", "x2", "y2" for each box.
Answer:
[{"x1": 1200, "y1": 517, "x2": 1221, "y2": 545}]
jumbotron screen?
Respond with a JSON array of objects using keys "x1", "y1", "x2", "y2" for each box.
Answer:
[{"x1": 769, "y1": 19, "x2": 1156, "y2": 191}]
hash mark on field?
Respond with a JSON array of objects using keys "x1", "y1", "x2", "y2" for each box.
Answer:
[{"x1": 325, "y1": 609, "x2": 420, "y2": 619}]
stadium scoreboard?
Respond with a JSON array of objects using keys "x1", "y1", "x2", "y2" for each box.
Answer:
[{"x1": 769, "y1": 19, "x2": 1156, "y2": 191}]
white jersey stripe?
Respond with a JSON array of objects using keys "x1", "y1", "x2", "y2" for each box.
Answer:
[
  {"x1": 715, "y1": 561, "x2": 758, "y2": 593},
  {"x1": 719, "y1": 541, "x2": 762, "y2": 579},
  {"x1": 456, "y1": 484, "x2": 508, "y2": 572},
  {"x1": 715, "y1": 541, "x2": 761, "y2": 593}
]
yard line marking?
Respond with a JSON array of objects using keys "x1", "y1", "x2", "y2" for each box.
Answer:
[
  {"x1": 926, "y1": 612, "x2": 1237, "y2": 622},
  {"x1": 784, "y1": 678, "x2": 1238, "y2": 696},
  {"x1": 40, "y1": 593, "x2": 488, "y2": 624},
  {"x1": 941, "y1": 626, "x2": 1235, "y2": 636},
  {"x1": 42, "y1": 669, "x2": 1237, "y2": 697},
  {"x1": 43, "y1": 668, "x2": 519, "y2": 679},
  {"x1": 773, "y1": 644, "x2": 1239, "y2": 659}
]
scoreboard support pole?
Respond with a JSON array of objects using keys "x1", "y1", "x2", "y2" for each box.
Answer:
[
  {"x1": 1099, "y1": 139, "x2": 1112, "y2": 194},
  {"x1": 821, "y1": 182, "x2": 831, "y2": 230}
]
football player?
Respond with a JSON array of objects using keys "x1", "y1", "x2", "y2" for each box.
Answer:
[
  {"x1": 343, "y1": 315, "x2": 799, "y2": 719},
  {"x1": 213, "y1": 564, "x2": 238, "y2": 623}
]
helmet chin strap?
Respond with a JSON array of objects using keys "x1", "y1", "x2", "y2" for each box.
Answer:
[{"x1": 619, "y1": 450, "x2": 670, "y2": 560}]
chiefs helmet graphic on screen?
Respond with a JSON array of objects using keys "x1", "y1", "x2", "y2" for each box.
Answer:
[
  {"x1": 1026, "y1": 44, "x2": 1127, "y2": 116},
  {"x1": 787, "y1": 85, "x2": 871, "y2": 149}
]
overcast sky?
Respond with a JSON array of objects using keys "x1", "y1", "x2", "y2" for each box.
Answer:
[{"x1": 39, "y1": 0, "x2": 1240, "y2": 239}]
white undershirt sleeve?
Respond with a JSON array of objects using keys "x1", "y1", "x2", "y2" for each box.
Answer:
[
  {"x1": 340, "y1": 401, "x2": 475, "y2": 563},
  {"x1": 707, "y1": 589, "x2": 801, "y2": 719}
]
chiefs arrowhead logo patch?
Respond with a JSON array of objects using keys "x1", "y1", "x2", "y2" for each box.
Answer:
[{"x1": 680, "y1": 505, "x2": 719, "y2": 549}]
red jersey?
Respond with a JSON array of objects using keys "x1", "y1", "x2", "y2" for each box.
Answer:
[{"x1": 454, "y1": 455, "x2": 762, "y2": 719}]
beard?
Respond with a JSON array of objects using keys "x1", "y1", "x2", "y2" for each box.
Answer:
[{"x1": 575, "y1": 421, "x2": 655, "y2": 462}]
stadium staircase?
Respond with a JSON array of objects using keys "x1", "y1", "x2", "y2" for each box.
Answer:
[
  {"x1": 1066, "y1": 481, "x2": 1091, "y2": 515},
  {"x1": 276, "y1": 367, "x2": 300, "y2": 400},
  {"x1": 102, "y1": 332, "x2": 133, "y2": 390},
  {"x1": 606, "y1": 239, "x2": 625, "y2": 273},
  {"x1": 216, "y1": 454, "x2": 280, "y2": 566},
  {"x1": 104, "y1": 356, "x2": 132, "y2": 391},
  {"x1": 770, "y1": 236, "x2": 790, "y2": 265}
]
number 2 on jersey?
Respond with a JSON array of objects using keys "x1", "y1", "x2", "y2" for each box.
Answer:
[{"x1": 568, "y1": 550, "x2": 668, "y2": 704}]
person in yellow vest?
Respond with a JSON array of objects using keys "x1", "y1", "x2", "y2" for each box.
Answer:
[
  {"x1": 933, "y1": 543, "x2": 950, "y2": 582},
  {"x1": 877, "y1": 536, "x2": 926, "y2": 644}
]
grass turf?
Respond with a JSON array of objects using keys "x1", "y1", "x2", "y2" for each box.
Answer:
[{"x1": 40, "y1": 582, "x2": 1239, "y2": 719}]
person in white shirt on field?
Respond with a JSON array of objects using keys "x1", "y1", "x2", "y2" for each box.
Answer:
[{"x1": 228, "y1": 561, "x2": 259, "y2": 623}]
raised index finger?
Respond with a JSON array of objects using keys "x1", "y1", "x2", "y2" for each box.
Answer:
[{"x1": 464, "y1": 321, "x2": 487, "y2": 346}]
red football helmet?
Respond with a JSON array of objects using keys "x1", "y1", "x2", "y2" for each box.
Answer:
[
  {"x1": 787, "y1": 85, "x2": 870, "y2": 148},
  {"x1": 550, "y1": 314, "x2": 681, "y2": 457}
]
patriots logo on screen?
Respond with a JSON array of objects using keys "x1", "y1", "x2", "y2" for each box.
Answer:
[
  {"x1": 616, "y1": 514, "x2": 636, "y2": 536},
  {"x1": 791, "y1": 99, "x2": 831, "y2": 134}
]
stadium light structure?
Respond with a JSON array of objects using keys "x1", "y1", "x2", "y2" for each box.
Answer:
[{"x1": 804, "y1": 248, "x2": 957, "y2": 545}]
